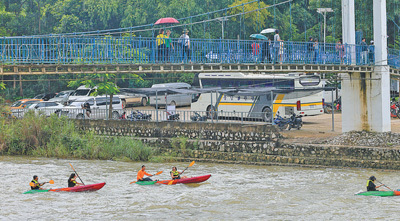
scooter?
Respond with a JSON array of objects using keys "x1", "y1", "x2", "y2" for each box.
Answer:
[
  {"x1": 190, "y1": 112, "x2": 207, "y2": 122},
  {"x1": 129, "y1": 110, "x2": 152, "y2": 121},
  {"x1": 273, "y1": 112, "x2": 289, "y2": 131},
  {"x1": 167, "y1": 113, "x2": 180, "y2": 121},
  {"x1": 288, "y1": 113, "x2": 303, "y2": 130}
]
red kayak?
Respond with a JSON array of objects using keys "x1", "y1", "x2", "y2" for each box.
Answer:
[
  {"x1": 158, "y1": 175, "x2": 211, "y2": 185},
  {"x1": 49, "y1": 182, "x2": 106, "y2": 192}
]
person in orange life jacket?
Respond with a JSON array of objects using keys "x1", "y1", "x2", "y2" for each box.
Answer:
[
  {"x1": 30, "y1": 175, "x2": 45, "y2": 190},
  {"x1": 137, "y1": 165, "x2": 156, "y2": 181},
  {"x1": 367, "y1": 176, "x2": 383, "y2": 191},
  {"x1": 170, "y1": 166, "x2": 188, "y2": 180},
  {"x1": 68, "y1": 173, "x2": 83, "y2": 187}
]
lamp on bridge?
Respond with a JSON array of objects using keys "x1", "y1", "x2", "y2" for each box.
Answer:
[
  {"x1": 317, "y1": 8, "x2": 334, "y2": 50},
  {"x1": 216, "y1": 17, "x2": 229, "y2": 40}
]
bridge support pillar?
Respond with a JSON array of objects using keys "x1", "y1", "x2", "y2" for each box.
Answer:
[
  {"x1": 341, "y1": 69, "x2": 391, "y2": 132},
  {"x1": 341, "y1": 0, "x2": 390, "y2": 132}
]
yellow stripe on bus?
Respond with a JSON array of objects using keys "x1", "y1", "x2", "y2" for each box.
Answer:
[
  {"x1": 273, "y1": 94, "x2": 285, "y2": 117},
  {"x1": 219, "y1": 102, "x2": 253, "y2": 106}
]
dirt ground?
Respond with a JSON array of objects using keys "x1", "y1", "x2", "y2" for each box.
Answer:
[{"x1": 281, "y1": 113, "x2": 400, "y2": 143}]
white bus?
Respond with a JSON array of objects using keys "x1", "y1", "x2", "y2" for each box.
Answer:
[{"x1": 190, "y1": 72, "x2": 324, "y2": 121}]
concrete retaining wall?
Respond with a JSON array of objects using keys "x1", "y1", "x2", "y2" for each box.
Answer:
[{"x1": 74, "y1": 120, "x2": 400, "y2": 170}]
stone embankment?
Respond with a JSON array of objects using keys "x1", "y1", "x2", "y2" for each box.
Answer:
[{"x1": 74, "y1": 120, "x2": 400, "y2": 170}]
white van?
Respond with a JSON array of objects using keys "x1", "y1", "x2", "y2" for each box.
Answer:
[
  {"x1": 149, "y1": 82, "x2": 192, "y2": 107},
  {"x1": 60, "y1": 96, "x2": 123, "y2": 119}
]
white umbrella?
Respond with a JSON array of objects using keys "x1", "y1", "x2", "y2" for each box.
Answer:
[{"x1": 260, "y1": 28, "x2": 276, "y2": 34}]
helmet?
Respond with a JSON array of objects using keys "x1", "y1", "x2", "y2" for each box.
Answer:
[{"x1": 369, "y1": 176, "x2": 376, "y2": 181}]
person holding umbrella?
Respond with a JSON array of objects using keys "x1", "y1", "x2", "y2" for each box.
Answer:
[{"x1": 273, "y1": 29, "x2": 283, "y2": 64}]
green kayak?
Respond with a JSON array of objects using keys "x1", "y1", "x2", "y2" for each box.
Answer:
[
  {"x1": 135, "y1": 181, "x2": 158, "y2": 185},
  {"x1": 23, "y1": 189, "x2": 51, "y2": 194},
  {"x1": 356, "y1": 190, "x2": 400, "y2": 197}
]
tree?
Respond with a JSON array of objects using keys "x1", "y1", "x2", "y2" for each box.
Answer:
[{"x1": 68, "y1": 73, "x2": 142, "y2": 118}]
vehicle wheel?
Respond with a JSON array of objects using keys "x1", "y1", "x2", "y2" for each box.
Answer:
[
  {"x1": 206, "y1": 105, "x2": 217, "y2": 119},
  {"x1": 297, "y1": 122, "x2": 303, "y2": 130},
  {"x1": 76, "y1": 113, "x2": 84, "y2": 119},
  {"x1": 170, "y1": 101, "x2": 176, "y2": 106},
  {"x1": 278, "y1": 122, "x2": 288, "y2": 131},
  {"x1": 391, "y1": 108, "x2": 397, "y2": 117},
  {"x1": 262, "y1": 107, "x2": 272, "y2": 122},
  {"x1": 112, "y1": 111, "x2": 120, "y2": 120},
  {"x1": 288, "y1": 125, "x2": 292, "y2": 130},
  {"x1": 141, "y1": 97, "x2": 148, "y2": 106}
]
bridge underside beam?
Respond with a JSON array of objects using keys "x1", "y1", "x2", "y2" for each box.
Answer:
[{"x1": 0, "y1": 64, "x2": 376, "y2": 76}]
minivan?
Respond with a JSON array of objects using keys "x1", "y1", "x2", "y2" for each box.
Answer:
[
  {"x1": 149, "y1": 82, "x2": 192, "y2": 107},
  {"x1": 60, "y1": 96, "x2": 123, "y2": 119},
  {"x1": 68, "y1": 86, "x2": 97, "y2": 104}
]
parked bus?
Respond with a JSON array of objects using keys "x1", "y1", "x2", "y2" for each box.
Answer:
[{"x1": 190, "y1": 72, "x2": 324, "y2": 121}]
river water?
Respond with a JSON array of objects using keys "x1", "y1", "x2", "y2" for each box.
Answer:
[{"x1": 1, "y1": 156, "x2": 400, "y2": 220}]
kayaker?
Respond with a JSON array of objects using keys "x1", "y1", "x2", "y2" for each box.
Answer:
[
  {"x1": 30, "y1": 175, "x2": 45, "y2": 190},
  {"x1": 170, "y1": 166, "x2": 187, "y2": 180},
  {"x1": 137, "y1": 165, "x2": 155, "y2": 181},
  {"x1": 68, "y1": 173, "x2": 83, "y2": 187},
  {"x1": 367, "y1": 176, "x2": 383, "y2": 191}
]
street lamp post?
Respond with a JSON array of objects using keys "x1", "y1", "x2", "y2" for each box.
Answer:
[
  {"x1": 217, "y1": 17, "x2": 229, "y2": 39},
  {"x1": 317, "y1": 8, "x2": 334, "y2": 52}
]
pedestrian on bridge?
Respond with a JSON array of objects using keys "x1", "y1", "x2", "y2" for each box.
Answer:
[
  {"x1": 360, "y1": 38, "x2": 368, "y2": 65},
  {"x1": 368, "y1": 40, "x2": 375, "y2": 65},
  {"x1": 165, "y1": 30, "x2": 174, "y2": 62},
  {"x1": 156, "y1": 29, "x2": 167, "y2": 62},
  {"x1": 262, "y1": 37, "x2": 272, "y2": 63},
  {"x1": 313, "y1": 38, "x2": 319, "y2": 64},
  {"x1": 336, "y1": 39, "x2": 345, "y2": 64},
  {"x1": 307, "y1": 37, "x2": 314, "y2": 64},
  {"x1": 178, "y1": 29, "x2": 191, "y2": 63},
  {"x1": 273, "y1": 29, "x2": 283, "y2": 64}
]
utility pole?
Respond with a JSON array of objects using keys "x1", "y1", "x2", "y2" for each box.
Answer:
[{"x1": 317, "y1": 8, "x2": 334, "y2": 52}]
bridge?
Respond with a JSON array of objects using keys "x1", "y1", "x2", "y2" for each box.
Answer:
[
  {"x1": 0, "y1": 0, "x2": 397, "y2": 133},
  {"x1": 0, "y1": 37, "x2": 399, "y2": 76}
]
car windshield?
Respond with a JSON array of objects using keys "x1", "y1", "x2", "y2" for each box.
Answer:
[
  {"x1": 33, "y1": 94, "x2": 44, "y2": 99},
  {"x1": 72, "y1": 89, "x2": 90, "y2": 96},
  {"x1": 54, "y1": 92, "x2": 67, "y2": 98},
  {"x1": 11, "y1": 101, "x2": 22, "y2": 107}
]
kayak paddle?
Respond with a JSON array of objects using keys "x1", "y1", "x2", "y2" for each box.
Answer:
[
  {"x1": 168, "y1": 161, "x2": 195, "y2": 185},
  {"x1": 29, "y1": 180, "x2": 55, "y2": 187},
  {"x1": 376, "y1": 179, "x2": 393, "y2": 191},
  {"x1": 130, "y1": 171, "x2": 163, "y2": 184},
  {"x1": 69, "y1": 163, "x2": 85, "y2": 185}
]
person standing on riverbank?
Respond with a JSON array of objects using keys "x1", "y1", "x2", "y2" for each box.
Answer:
[
  {"x1": 366, "y1": 176, "x2": 383, "y2": 191},
  {"x1": 137, "y1": 165, "x2": 154, "y2": 181}
]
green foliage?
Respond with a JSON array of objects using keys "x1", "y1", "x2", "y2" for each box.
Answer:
[{"x1": 0, "y1": 115, "x2": 153, "y2": 161}]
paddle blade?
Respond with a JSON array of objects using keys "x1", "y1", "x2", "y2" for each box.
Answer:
[
  {"x1": 69, "y1": 163, "x2": 75, "y2": 171},
  {"x1": 168, "y1": 180, "x2": 174, "y2": 185},
  {"x1": 155, "y1": 171, "x2": 163, "y2": 176},
  {"x1": 29, "y1": 182, "x2": 35, "y2": 187},
  {"x1": 49, "y1": 180, "x2": 54, "y2": 184},
  {"x1": 188, "y1": 161, "x2": 195, "y2": 167},
  {"x1": 129, "y1": 181, "x2": 137, "y2": 184}
]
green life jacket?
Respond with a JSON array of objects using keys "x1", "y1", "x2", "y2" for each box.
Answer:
[
  {"x1": 31, "y1": 179, "x2": 39, "y2": 190},
  {"x1": 171, "y1": 170, "x2": 180, "y2": 179}
]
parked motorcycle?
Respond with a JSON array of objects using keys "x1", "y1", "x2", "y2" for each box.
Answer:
[
  {"x1": 273, "y1": 112, "x2": 289, "y2": 131},
  {"x1": 288, "y1": 113, "x2": 303, "y2": 130},
  {"x1": 190, "y1": 112, "x2": 207, "y2": 122},
  {"x1": 390, "y1": 99, "x2": 400, "y2": 119},
  {"x1": 129, "y1": 110, "x2": 152, "y2": 121},
  {"x1": 167, "y1": 113, "x2": 180, "y2": 121}
]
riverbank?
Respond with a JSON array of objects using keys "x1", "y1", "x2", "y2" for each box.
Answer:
[{"x1": 3, "y1": 113, "x2": 400, "y2": 170}]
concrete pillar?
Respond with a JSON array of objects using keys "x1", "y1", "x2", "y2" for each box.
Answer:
[
  {"x1": 341, "y1": 0, "x2": 391, "y2": 132},
  {"x1": 341, "y1": 0, "x2": 356, "y2": 65}
]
